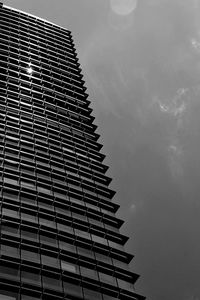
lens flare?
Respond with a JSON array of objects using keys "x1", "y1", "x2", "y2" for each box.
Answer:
[{"x1": 27, "y1": 67, "x2": 33, "y2": 74}]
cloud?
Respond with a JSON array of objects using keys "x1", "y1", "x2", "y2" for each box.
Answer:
[{"x1": 82, "y1": 1, "x2": 200, "y2": 299}]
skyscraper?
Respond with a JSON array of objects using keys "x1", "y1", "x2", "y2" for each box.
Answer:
[{"x1": 0, "y1": 3, "x2": 145, "y2": 300}]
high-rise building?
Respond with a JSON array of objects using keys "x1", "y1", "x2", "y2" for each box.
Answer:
[{"x1": 0, "y1": 3, "x2": 145, "y2": 300}]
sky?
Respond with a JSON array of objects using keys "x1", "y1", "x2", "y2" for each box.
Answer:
[{"x1": 3, "y1": 0, "x2": 200, "y2": 299}]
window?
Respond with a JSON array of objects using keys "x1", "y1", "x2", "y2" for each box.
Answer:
[
  {"x1": 1, "y1": 225, "x2": 19, "y2": 236},
  {"x1": 21, "y1": 229, "x2": 38, "y2": 242},
  {"x1": 2, "y1": 208, "x2": 19, "y2": 218},
  {"x1": 21, "y1": 270, "x2": 41, "y2": 286},
  {"x1": 0, "y1": 294, "x2": 16, "y2": 300},
  {"x1": 21, "y1": 212, "x2": 37, "y2": 223},
  {"x1": 3, "y1": 177, "x2": 18, "y2": 185},
  {"x1": 39, "y1": 217, "x2": 55, "y2": 228},
  {"x1": 91, "y1": 234, "x2": 107, "y2": 245},
  {"x1": 75, "y1": 229, "x2": 90, "y2": 239},
  {"x1": 102, "y1": 295, "x2": 117, "y2": 300},
  {"x1": 0, "y1": 266, "x2": 20, "y2": 281},
  {"x1": 37, "y1": 186, "x2": 52, "y2": 195},
  {"x1": 40, "y1": 234, "x2": 58, "y2": 247},
  {"x1": 95, "y1": 252, "x2": 112, "y2": 265},
  {"x1": 42, "y1": 275, "x2": 62, "y2": 291},
  {"x1": 83, "y1": 288, "x2": 103, "y2": 300},
  {"x1": 21, "y1": 180, "x2": 35, "y2": 188},
  {"x1": 112, "y1": 259, "x2": 128, "y2": 270},
  {"x1": 1, "y1": 245, "x2": 20, "y2": 259},
  {"x1": 117, "y1": 279, "x2": 134, "y2": 291},
  {"x1": 21, "y1": 296, "x2": 41, "y2": 300},
  {"x1": 99, "y1": 272, "x2": 117, "y2": 286},
  {"x1": 80, "y1": 266, "x2": 98, "y2": 280},
  {"x1": 59, "y1": 241, "x2": 76, "y2": 252},
  {"x1": 41, "y1": 255, "x2": 59, "y2": 268},
  {"x1": 63, "y1": 282, "x2": 83, "y2": 298},
  {"x1": 61, "y1": 261, "x2": 77, "y2": 273},
  {"x1": 57, "y1": 223, "x2": 73, "y2": 233},
  {"x1": 21, "y1": 250, "x2": 40, "y2": 264},
  {"x1": 77, "y1": 247, "x2": 95, "y2": 259},
  {"x1": 3, "y1": 190, "x2": 19, "y2": 201}
]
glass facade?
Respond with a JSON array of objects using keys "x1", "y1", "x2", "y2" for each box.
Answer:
[{"x1": 0, "y1": 3, "x2": 145, "y2": 300}]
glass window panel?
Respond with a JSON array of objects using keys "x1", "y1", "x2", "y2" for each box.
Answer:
[
  {"x1": 37, "y1": 187, "x2": 52, "y2": 195},
  {"x1": 3, "y1": 191, "x2": 19, "y2": 200},
  {"x1": 57, "y1": 223, "x2": 73, "y2": 233},
  {"x1": 0, "y1": 266, "x2": 20, "y2": 281},
  {"x1": 1, "y1": 225, "x2": 19, "y2": 236},
  {"x1": 72, "y1": 211, "x2": 87, "y2": 221},
  {"x1": 103, "y1": 295, "x2": 117, "y2": 300},
  {"x1": 21, "y1": 196, "x2": 36, "y2": 205},
  {"x1": 21, "y1": 271, "x2": 41, "y2": 286},
  {"x1": 95, "y1": 252, "x2": 112, "y2": 265},
  {"x1": 91, "y1": 235, "x2": 107, "y2": 245},
  {"x1": 117, "y1": 279, "x2": 134, "y2": 291},
  {"x1": 41, "y1": 255, "x2": 59, "y2": 268},
  {"x1": 61, "y1": 261, "x2": 77, "y2": 273},
  {"x1": 21, "y1": 180, "x2": 35, "y2": 188},
  {"x1": 112, "y1": 259, "x2": 128, "y2": 270},
  {"x1": 42, "y1": 275, "x2": 62, "y2": 291},
  {"x1": 56, "y1": 207, "x2": 71, "y2": 216},
  {"x1": 40, "y1": 234, "x2": 58, "y2": 247},
  {"x1": 108, "y1": 241, "x2": 123, "y2": 250},
  {"x1": 21, "y1": 250, "x2": 40, "y2": 264},
  {"x1": 0, "y1": 294, "x2": 16, "y2": 300},
  {"x1": 54, "y1": 191, "x2": 66, "y2": 199},
  {"x1": 39, "y1": 217, "x2": 55, "y2": 228},
  {"x1": 59, "y1": 241, "x2": 76, "y2": 252},
  {"x1": 2, "y1": 208, "x2": 19, "y2": 218},
  {"x1": 21, "y1": 296, "x2": 41, "y2": 300},
  {"x1": 63, "y1": 282, "x2": 83, "y2": 298},
  {"x1": 3, "y1": 178, "x2": 18, "y2": 185},
  {"x1": 80, "y1": 266, "x2": 98, "y2": 280},
  {"x1": 21, "y1": 229, "x2": 38, "y2": 241},
  {"x1": 38, "y1": 202, "x2": 54, "y2": 211},
  {"x1": 75, "y1": 229, "x2": 90, "y2": 239},
  {"x1": 83, "y1": 288, "x2": 103, "y2": 300},
  {"x1": 77, "y1": 247, "x2": 94, "y2": 259},
  {"x1": 1, "y1": 245, "x2": 20, "y2": 259},
  {"x1": 99, "y1": 272, "x2": 117, "y2": 286},
  {"x1": 21, "y1": 212, "x2": 37, "y2": 223}
]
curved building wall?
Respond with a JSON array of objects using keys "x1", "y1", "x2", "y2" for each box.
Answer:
[{"x1": 0, "y1": 3, "x2": 145, "y2": 300}]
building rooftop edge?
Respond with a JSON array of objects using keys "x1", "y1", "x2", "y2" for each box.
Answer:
[{"x1": 3, "y1": 4, "x2": 69, "y2": 32}]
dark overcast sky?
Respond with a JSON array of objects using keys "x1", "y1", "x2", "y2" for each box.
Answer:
[{"x1": 4, "y1": 1, "x2": 200, "y2": 299}]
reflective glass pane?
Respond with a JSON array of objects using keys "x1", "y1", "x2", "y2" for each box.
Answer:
[
  {"x1": 99, "y1": 272, "x2": 117, "y2": 286},
  {"x1": 63, "y1": 282, "x2": 83, "y2": 297},
  {"x1": 0, "y1": 295, "x2": 16, "y2": 300},
  {"x1": 59, "y1": 241, "x2": 76, "y2": 252},
  {"x1": 21, "y1": 296, "x2": 41, "y2": 300},
  {"x1": 42, "y1": 276, "x2": 62, "y2": 291},
  {"x1": 21, "y1": 230, "x2": 38, "y2": 241},
  {"x1": 41, "y1": 255, "x2": 59, "y2": 268},
  {"x1": 80, "y1": 266, "x2": 98, "y2": 280},
  {"x1": 61, "y1": 261, "x2": 78, "y2": 273},
  {"x1": 1, "y1": 245, "x2": 20, "y2": 259},
  {"x1": 83, "y1": 288, "x2": 103, "y2": 300},
  {"x1": 21, "y1": 250, "x2": 40, "y2": 263},
  {"x1": 40, "y1": 234, "x2": 58, "y2": 247},
  {"x1": 21, "y1": 271, "x2": 41, "y2": 286},
  {"x1": 1, "y1": 225, "x2": 19, "y2": 236},
  {"x1": 0, "y1": 266, "x2": 20, "y2": 281},
  {"x1": 2, "y1": 208, "x2": 19, "y2": 218}
]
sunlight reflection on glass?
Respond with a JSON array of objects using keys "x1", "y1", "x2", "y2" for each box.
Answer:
[{"x1": 27, "y1": 67, "x2": 33, "y2": 74}]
